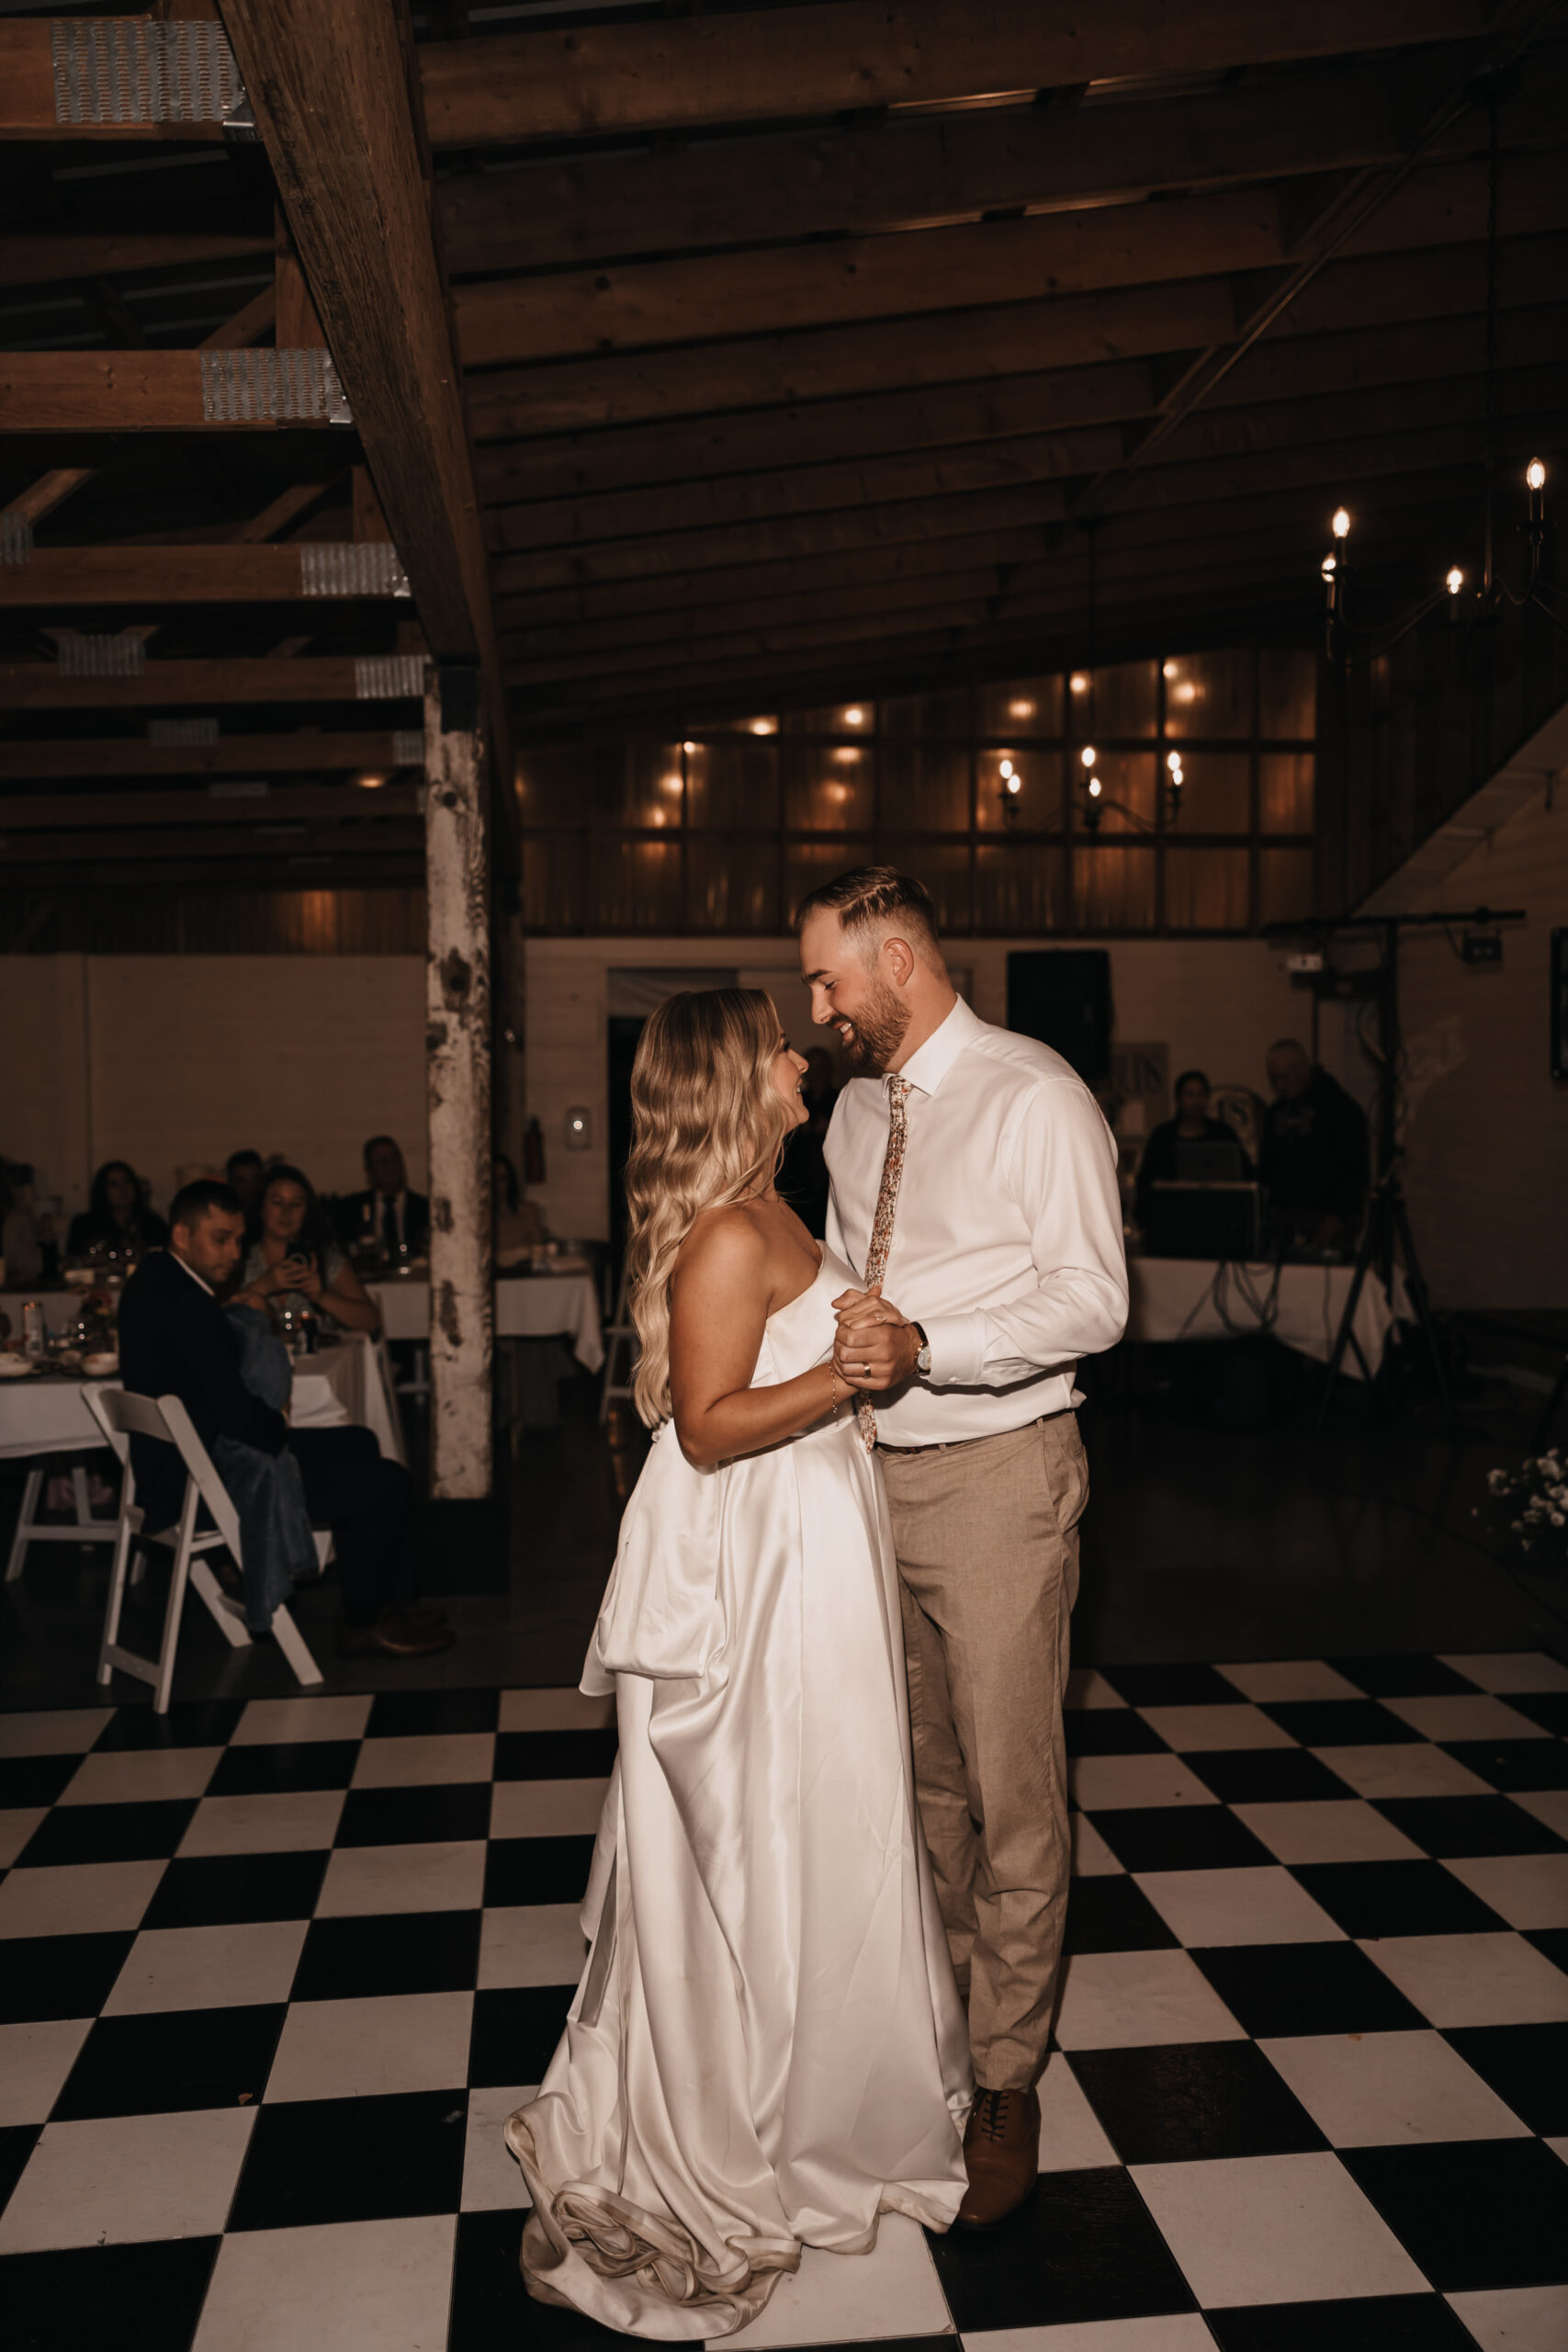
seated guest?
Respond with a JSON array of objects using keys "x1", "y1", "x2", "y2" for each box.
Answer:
[
  {"x1": 1259, "y1": 1037, "x2": 1370, "y2": 1256},
  {"x1": 225, "y1": 1148, "x2": 266, "y2": 1238},
  {"x1": 118, "y1": 1179, "x2": 449, "y2": 1657},
  {"x1": 1134, "y1": 1069, "x2": 1252, "y2": 1230},
  {"x1": 494, "y1": 1150, "x2": 549, "y2": 1262},
  {"x1": 68, "y1": 1159, "x2": 169, "y2": 1259},
  {"x1": 1, "y1": 1159, "x2": 45, "y2": 1286},
  {"x1": 337, "y1": 1134, "x2": 430, "y2": 1264},
  {"x1": 231, "y1": 1163, "x2": 381, "y2": 1339}
]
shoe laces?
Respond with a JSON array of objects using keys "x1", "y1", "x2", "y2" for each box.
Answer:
[{"x1": 972, "y1": 2088, "x2": 1017, "y2": 2143}]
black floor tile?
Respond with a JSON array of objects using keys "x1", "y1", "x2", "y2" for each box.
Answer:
[
  {"x1": 0, "y1": 2237, "x2": 220, "y2": 2352},
  {"x1": 1443, "y1": 2023, "x2": 1568, "y2": 2135},
  {"x1": 1261, "y1": 1700, "x2": 1420, "y2": 1747},
  {"x1": 365, "y1": 1687, "x2": 499, "y2": 1737},
  {"x1": 0, "y1": 2121, "x2": 40, "y2": 2213},
  {"x1": 1191, "y1": 1941, "x2": 1426, "y2": 2037},
  {"x1": 926, "y1": 2164, "x2": 1197, "y2": 2331},
  {"x1": 1063, "y1": 1711, "x2": 1169, "y2": 1758},
  {"x1": 1085, "y1": 1805, "x2": 1274, "y2": 1874},
  {"x1": 1341, "y1": 2138, "x2": 1568, "y2": 2291},
  {"x1": 1208, "y1": 2294, "x2": 1477, "y2": 2350},
  {"x1": 93, "y1": 1700, "x2": 243, "y2": 1751},
  {"x1": 448, "y1": 2207, "x2": 625, "y2": 2350},
  {"x1": 1526, "y1": 1926, "x2": 1568, "y2": 1974},
  {"x1": 1290, "y1": 1860, "x2": 1508, "y2": 1939},
  {"x1": 468, "y1": 1984, "x2": 574, "y2": 2086},
  {"x1": 333, "y1": 1782, "x2": 491, "y2": 1847},
  {"x1": 1068, "y1": 2041, "x2": 1325, "y2": 2165},
  {"x1": 494, "y1": 1728, "x2": 619, "y2": 1781},
  {"x1": 51, "y1": 2003, "x2": 286, "y2": 2120},
  {"x1": 1184, "y1": 1747, "x2": 1351, "y2": 1804},
  {"x1": 291, "y1": 1908, "x2": 481, "y2": 2000},
  {"x1": 1506, "y1": 1690, "x2": 1568, "y2": 1736},
  {"x1": 1329, "y1": 1657, "x2": 1478, "y2": 1699},
  {"x1": 0, "y1": 1755, "x2": 82, "y2": 1809},
  {"x1": 206, "y1": 1740, "x2": 362, "y2": 1798},
  {"x1": 1061, "y1": 1877, "x2": 1179, "y2": 1955},
  {"x1": 0, "y1": 1930, "x2": 134, "y2": 2024},
  {"x1": 1372, "y1": 1794, "x2": 1568, "y2": 1858},
  {"x1": 227, "y1": 2088, "x2": 466, "y2": 2230},
  {"x1": 141, "y1": 1849, "x2": 326, "y2": 1930},
  {"x1": 15, "y1": 1798, "x2": 196, "y2": 1867},
  {"x1": 1099, "y1": 1664, "x2": 1240, "y2": 1707},
  {"x1": 1441, "y1": 1739, "x2": 1568, "y2": 1792},
  {"x1": 483, "y1": 1835, "x2": 597, "y2": 1907}
]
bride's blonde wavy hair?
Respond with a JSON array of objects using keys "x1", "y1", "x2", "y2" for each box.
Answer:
[{"x1": 625, "y1": 988, "x2": 795, "y2": 1427}]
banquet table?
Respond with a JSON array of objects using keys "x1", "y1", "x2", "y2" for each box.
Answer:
[
  {"x1": 1125, "y1": 1256, "x2": 1408, "y2": 1377},
  {"x1": 367, "y1": 1268, "x2": 604, "y2": 1374}
]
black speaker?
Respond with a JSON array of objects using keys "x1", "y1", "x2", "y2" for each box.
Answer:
[{"x1": 1007, "y1": 949, "x2": 1113, "y2": 1086}]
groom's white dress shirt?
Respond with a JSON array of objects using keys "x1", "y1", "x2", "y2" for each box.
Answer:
[{"x1": 824, "y1": 995, "x2": 1129, "y2": 1445}]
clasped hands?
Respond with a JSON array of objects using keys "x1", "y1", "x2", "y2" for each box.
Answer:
[{"x1": 830, "y1": 1281, "x2": 921, "y2": 1395}]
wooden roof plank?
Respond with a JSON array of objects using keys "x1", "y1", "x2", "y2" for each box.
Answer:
[{"x1": 0, "y1": 732, "x2": 415, "y2": 780}]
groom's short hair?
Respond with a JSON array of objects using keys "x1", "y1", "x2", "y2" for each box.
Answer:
[{"x1": 794, "y1": 865, "x2": 945, "y2": 970}]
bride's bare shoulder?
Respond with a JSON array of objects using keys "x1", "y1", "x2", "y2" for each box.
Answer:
[{"x1": 672, "y1": 1201, "x2": 767, "y2": 1295}]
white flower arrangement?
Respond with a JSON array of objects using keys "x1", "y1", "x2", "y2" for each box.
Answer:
[{"x1": 1478, "y1": 1448, "x2": 1568, "y2": 1556}]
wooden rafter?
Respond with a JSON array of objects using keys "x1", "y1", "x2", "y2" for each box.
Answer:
[
  {"x1": 0, "y1": 544, "x2": 412, "y2": 606},
  {"x1": 0, "y1": 659, "x2": 421, "y2": 710},
  {"x1": 0, "y1": 732, "x2": 415, "y2": 782}
]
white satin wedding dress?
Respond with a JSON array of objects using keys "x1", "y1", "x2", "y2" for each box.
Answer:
[{"x1": 507, "y1": 1243, "x2": 971, "y2": 2339}]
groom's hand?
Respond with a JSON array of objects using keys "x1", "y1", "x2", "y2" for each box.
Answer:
[{"x1": 831, "y1": 1288, "x2": 921, "y2": 1392}]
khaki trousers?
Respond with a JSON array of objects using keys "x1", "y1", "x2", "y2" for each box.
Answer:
[{"x1": 880, "y1": 1411, "x2": 1088, "y2": 2093}]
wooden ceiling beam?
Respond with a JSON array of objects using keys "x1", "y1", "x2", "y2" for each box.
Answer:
[
  {"x1": 0, "y1": 732, "x2": 415, "y2": 781},
  {"x1": 0, "y1": 858, "x2": 426, "y2": 891},
  {"x1": 0, "y1": 821, "x2": 425, "y2": 864},
  {"x1": 0, "y1": 786, "x2": 420, "y2": 828},
  {"x1": 0, "y1": 232, "x2": 272, "y2": 291},
  {"x1": 0, "y1": 348, "x2": 344, "y2": 434},
  {"x1": 0, "y1": 659, "x2": 422, "y2": 711},
  {"x1": 418, "y1": 0, "x2": 1499, "y2": 148},
  {"x1": 0, "y1": 543, "x2": 412, "y2": 606}
]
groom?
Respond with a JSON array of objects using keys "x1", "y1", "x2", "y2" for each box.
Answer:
[{"x1": 795, "y1": 866, "x2": 1128, "y2": 2229}]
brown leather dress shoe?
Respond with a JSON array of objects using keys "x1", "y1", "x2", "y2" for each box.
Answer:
[
  {"x1": 336, "y1": 1610, "x2": 455, "y2": 1658},
  {"x1": 957, "y1": 2085, "x2": 1040, "y2": 2230}
]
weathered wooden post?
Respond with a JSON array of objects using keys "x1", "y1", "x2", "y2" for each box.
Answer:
[{"x1": 424, "y1": 662, "x2": 493, "y2": 1499}]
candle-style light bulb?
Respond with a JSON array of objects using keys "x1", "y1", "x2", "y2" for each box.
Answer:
[
  {"x1": 1527, "y1": 458, "x2": 1546, "y2": 492},
  {"x1": 1446, "y1": 566, "x2": 1464, "y2": 596},
  {"x1": 1167, "y1": 751, "x2": 1181, "y2": 772},
  {"x1": 1087, "y1": 775, "x2": 1102, "y2": 798},
  {"x1": 1080, "y1": 744, "x2": 1097, "y2": 768},
  {"x1": 1331, "y1": 506, "x2": 1351, "y2": 540},
  {"x1": 1321, "y1": 553, "x2": 1337, "y2": 580}
]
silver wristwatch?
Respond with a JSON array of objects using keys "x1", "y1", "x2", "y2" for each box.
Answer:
[{"x1": 912, "y1": 1322, "x2": 931, "y2": 1376}]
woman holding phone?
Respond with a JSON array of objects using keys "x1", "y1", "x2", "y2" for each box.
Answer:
[{"x1": 231, "y1": 1163, "x2": 381, "y2": 1339}]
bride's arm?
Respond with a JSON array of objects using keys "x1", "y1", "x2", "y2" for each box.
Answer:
[{"x1": 668, "y1": 1213, "x2": 862, "y2": 1469}]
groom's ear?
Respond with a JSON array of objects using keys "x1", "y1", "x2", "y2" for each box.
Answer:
[{"x1": 882, "y1": 934, "x2": 918, "y2": 988}]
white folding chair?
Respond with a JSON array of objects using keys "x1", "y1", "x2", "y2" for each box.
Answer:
[{"x1": 83, "y1": 1385, "x2": 323, "y2": 1715}]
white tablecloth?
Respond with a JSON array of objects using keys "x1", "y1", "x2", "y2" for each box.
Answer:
[
  {"x1": 0, "y1": 1340, "x2": 404, "y2": 1464},
  {"x1": 1126, "y1": 1257, "x2": 1407, "y2": 1377},
  {"x1": 367, "y1": 1272, "x2": 604, "y2": 1373}
]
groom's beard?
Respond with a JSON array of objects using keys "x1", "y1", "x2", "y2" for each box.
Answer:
[{"x1": 832, "y1": 974, "x2": 911, "y2": 1074}]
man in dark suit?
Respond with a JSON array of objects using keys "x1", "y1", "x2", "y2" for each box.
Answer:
[
  {"x1": 336, "y1": 1135, "x2": 430, "y2": 1264},
  {"x1": 118, "y1": 1180, "x2": 451, "y2": 1658}
]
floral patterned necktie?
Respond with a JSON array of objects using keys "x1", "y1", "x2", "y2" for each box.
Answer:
[{"x1": 856, "y1": 1075, "x2": 912, "y2": 1452}]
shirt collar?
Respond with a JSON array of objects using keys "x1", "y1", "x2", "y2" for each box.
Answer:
[
  {"x1": 170, "y1": 1248, "x2": 214, "y2": 1297},
  {"x1": 895, "y1": 994, "x2": 984, "y2": 1099}
]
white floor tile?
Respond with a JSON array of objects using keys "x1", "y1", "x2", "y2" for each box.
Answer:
[
  {"x1": 1361, "y1": 1932, "x2": 1568, "y2": 2027},
  {"x1": 193, "y1": 2213, "x2": 457, "y2": 2352},
  {"x1": 1217, "y1": 1661, "x2": 1363, "y2": 1703},
  {"x1": 0, "y1": 1709, "x2": 111, "y2": 1758},
  {"x1": 1065, "y1": 1669, "x2": 1128, "y2": 1711},
  {"x1": 0, "y1": 2017, "x2": 93, "y2": 2126},
  {"x1": 1136, "y1": 1703, "x2": 1296, "y2": 1752},
  {"x1": 1381, "y1": 1694, "x2": 1551, "y2": 1744},
  {"x1": 315, "y1": 1839, "x2": 486, "y2": 1917},
  {"x1": 1131, "y1": 2150, "x2": 1427, "y2": 2308},
  {"x1": 1509, "y1": 1788, "x2": 1568, "y2": 1840},
  {"x1": 1443, "y1": 1852, "x2": 1568, "y2": 1930},
  {"x1": 1233, "y1": 1799, "x2": 1424, "y2": 1866},
  {"x1": 1314, "y1": 1743, "x2": 1492, "y2": 1801},
  {"x1": 1069, "y1": 1816, "x2": 1126, "y2": 1877},
  {"x1": 0, "y1": 2106, "x2": 255, "y2": 2252},
  {"x1": 1259, "y1": 2030, "x2": 1531, "y2": 2145},
  {"x1": 59, "y1": 1745, "x2": 224, "y2": 1805},
  {"x1": 0, "y1": 1807, "x2": 45, "y2": 1867},
  {"x1": 478, "y1": 1903, "x2": 588, "y2": 1991},
  {"x1": 103, "y1": 1918, "x2": 308, "y2": 2015},
  {"x1": 721, "y1": 2211, "x2": 950, "y2": 2347},
  {"x1": 1052, "y1": 1949, "x2": 1247, "y2": 2051},
  {"x1": 1446, "y1": 2285, "x2": 1568, "y2": 2352},
  {"x1": 461, "y1": 2082, "x2": 536, "y2": 2211},
  {"x1": 265, "y1": 1990, "x2": 474, "y2": 2101},
  {"x1": 1438, "y1": 1651, "x2": 1568, "y2": 1694},
  {"x1": 499, "y1": 1688, "x2": 615, "y2": 1732},
  {"x1": 1037, "y1": 2052, "x2": 1119, "y2": 2172},
  {"x1": 231, "y1": 1695, "x2": 373, "y2": 1746},
  {"x1": 178, "y1": 1788, "x2": 345, "y2": 1857},
  {"x1": 964, "y1": 2321, "x2": 1216, "y2": 2352},
  {"x1": 1067, "y1": 1756, "x2": 1217, "y2": 1812},
  {"x1": 1134, "y1": 1865, "x2": 1344, "y2": 1949},
  {"x1": 491, "y1": 1776, "x2": 611, "y2": 1839},
  {"x1": 350, "y1": 1732, "x2": 495, "y2": 1789},
  {"x1": 0, "y1": 1859, "x2": 164, "y2": 1939}
]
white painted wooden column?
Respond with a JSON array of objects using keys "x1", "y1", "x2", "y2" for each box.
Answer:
[{"x1": 423, "y1": 663, "x2": 493, "y2": 1498}]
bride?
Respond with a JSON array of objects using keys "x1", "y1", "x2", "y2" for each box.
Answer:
[{"x1": 508, "y1": 989, "x2": 971, "y2": 2338}]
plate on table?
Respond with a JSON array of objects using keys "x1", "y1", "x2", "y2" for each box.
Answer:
[
  {"x1": 0, "y1": 1354, "x2": 34, "y2": 1377},
  {"x1": 63, "y1": 1267, "x2": 96, "y2": 1288},
  {"x1": 82, "y1": 1352, "x2": 119, "y2": 1376}
]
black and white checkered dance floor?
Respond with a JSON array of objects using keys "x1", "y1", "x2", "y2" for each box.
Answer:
[{"x1": 2, "y1": 1652, "x2": 1565, "y2": 2351}]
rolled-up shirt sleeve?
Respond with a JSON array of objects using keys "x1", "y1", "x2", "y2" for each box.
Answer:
[{"x1": 919, "y1": 1077, "x2": 1129, "y2": 1388}]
